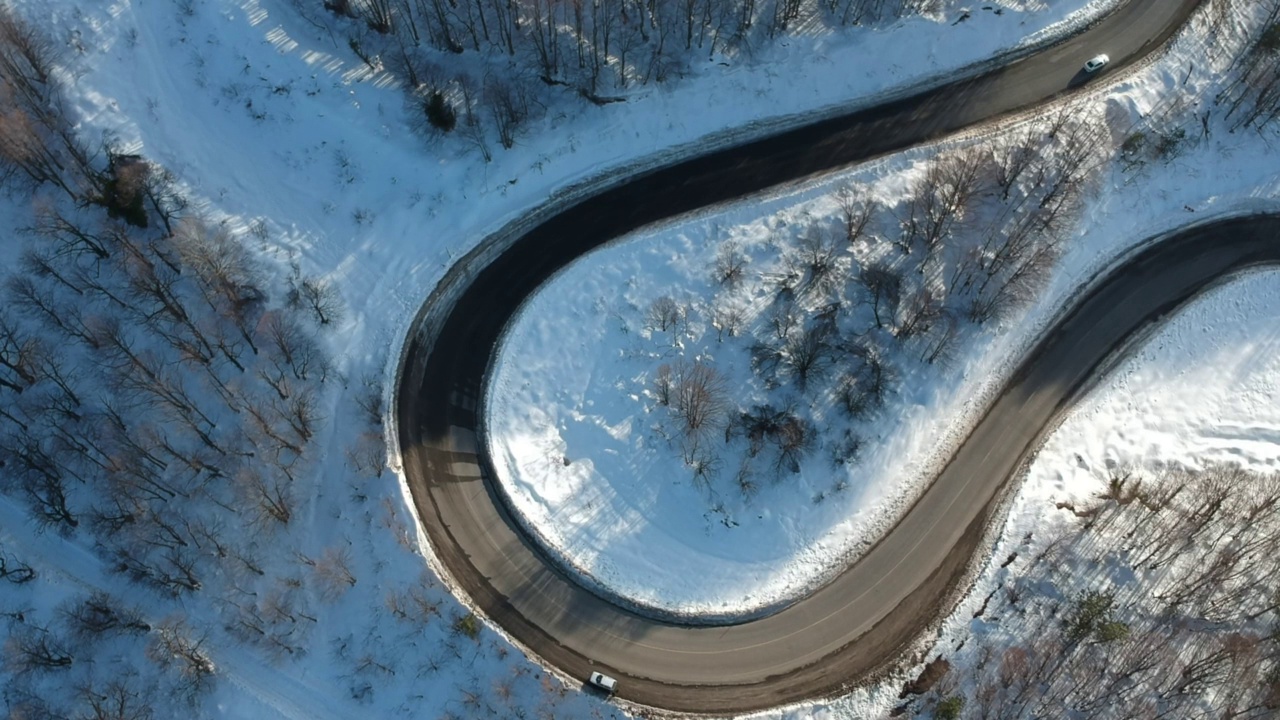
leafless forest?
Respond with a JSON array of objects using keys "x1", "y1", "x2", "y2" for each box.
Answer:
[
  {"x1": 0, "y1": 8, "x2": 345, "y2": 715},
  {"x1": 912, "y1": 464, "x2": 1280, "y2": 719},
  {"x1": 645, "y1": 0, "x2": 1280, "y2": 498},
  {"x1": 1221, "y1": 19, "x2": 1280, "y2": 130},
  {"x1": 297, "y1": 0, "x2": 944, "y2": 155},
  {"x1": 648, "y1": 99, "x2": 1108, "y2": 494},
  {"x1": 0, "y1": 8, "x2": 624, "y2": 717}
]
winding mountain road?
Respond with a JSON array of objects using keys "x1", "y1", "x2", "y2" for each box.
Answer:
[{"x1": 392, "y1": 0, "x2": 1254, "y2": 713}]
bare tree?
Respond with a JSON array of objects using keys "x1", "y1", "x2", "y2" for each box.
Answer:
[
  {"x1": 734, "y1": 458, "x2": 758, "y2": 499},
  {"x1": 713, "y1": 242, "x2": 747, "y2": 286},
  {"x1": 966, "y1": 221, "x2": 1060, "y2": 323},
  {"x1": 3, "y1": 622, "x2": 73, "y2": 674},
  {"x1": 654, "y1": 359, "x2": 729, "y2": 448},
  {"x1": 74, "y1": 675, "x2": 157, "y2": 720},
  {"x1": 792, "y1": 225, "x2": 842, "y2": 299},
  {"x1": 147, "y1": 618, "x2": 216, "y2": 700},
  {"x1": 7, "y1": 274, "x2": 100, "y2": 348},
  {"x1": 289, "y1": 271, "x2": 344, "y2": 326},
  {"x1": 711, "y1": 305, "x2": 744, "y2": 342},
  {"x1": 836, "y1": 340, "x2": 893, "y2": 418},
  {"x1": 899, "y1": 149, "x2": 985, "y2": 266},
  {"x1": 236, "y1": 466, "x2": 294, "y2": 527},
  {"x1": 646, "y1": 295, "x2": 685, "y2": 333},
  {"x1": 484, "y1": 74, "x2": 535, "y2": 149},
  {"x1": 835, "y1": 186, "x2": 875, "y2": 245},
  {"x1": 895, "y1": 287, "x2": 941, "y2": 340},
  {"x1": 768, "y1": 300, "x2": 801, "y2": 343},
  {"x1": 3, "y1": 431, "x2": 78, "y2": 529},
  {"x1": 358, "y1": 0, "x2": 396, "y2": 32},
  {"x1": 347, "y1": 430, "x2": 388, "y2": 478},
  {"x1": 314, "y1": 545, "x2": 358, "y2": 599},
  {"x1": 653, "y1": 363, "x2": 674, "y2": 406},
  {"x1": 109, "y1": 540, "x2": 202, "y2": 596},
  {"x1": 354, "y1": 373, "x2": 384, "y2": 426},
  {"x1": 260, "y1": 311, "x2": 327, "y2": 384},
  {"x1": 0, "y1": 547, "x2": 36, "y2": 584},
  {"x1": 772, "y1": 414, "x2": 811, "y2": 475},
  {"x1": 384, "y1": 573, "x2": 443, "y2": 626},
  {"x1": 993, "y1": 127, "x2": 1040, "y2": 201},
  {"x1": 781, "y1": 313, "x2": 837, "y2": 389},
  {"x1": 0, "y1": 311, "x2": 40, "y2": 392},
  {"x1": 138, "y1": 161, "x2": 187, "y2": 236},
  {"x1": 455, "y1": 74, "x2": 492, "y2": 161},
  {"x1": 62, "y1": 592, "x2": 150, "y2": 639},
  {"x1": 918, "y1": 308, "x2": 960, "y2": 365},
  {"x1": 30, "y1": 202, "x2": 112, "y2": 259},
  {"x1": 674, "y1": 360, "x2": 728, "y2": 436},
  {"x1": 172, "y1": 218, "x2": 264, "y2": 358},
  {"x1": 860, "y1": 261, "x2": 902, "y2": 329},
  {"x1": 274, "y1": 388, "x2": 322, "y2": 446},
  {"x1": 97, "y1": 322, "x2": 222, "y2": 453}
]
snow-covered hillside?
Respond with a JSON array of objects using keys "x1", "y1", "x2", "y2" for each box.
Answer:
[
  {"x1": 909, "y1": 268, "x2": 1280, "y2": 718},
  {"x1": 486, "y1": 0, "x2": 1280, "y2": 620},
  {"x1": 0, "y1": 0, "x2": 1277, "y2": 717}
]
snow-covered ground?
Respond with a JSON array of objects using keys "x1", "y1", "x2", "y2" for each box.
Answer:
[
  {"x1": 1021, "y1": 266, "x2": 1280, "y2": 533},
  {"x1": 486, "y1": 4, "x2": 1280, "y2": 618},
  {"x1": 2, "y1": 0, "x2": 1278, "y2": 717},
  {"x1": 0, "y1": 0, "x2": 1124, "y2": 717},
  {"x1": 913, "y1": 267, "x2": 1280, "y2": 717}
]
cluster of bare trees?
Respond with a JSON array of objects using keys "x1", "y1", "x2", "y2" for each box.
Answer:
[
  {"x1": 301, "y1": 0, "x2": 941, "y2": 157},
  {"x1": 0, "y1": 201, "x2": 336, "y2": 594},
  {"x1": 640, "y1": 103, "x2": 1102, "y2": 495},
  {"x1": 927, "y1": 103, "x2": 1097, "y2": 324},
  {"x1": 0, "y1": 11, "x2": 102, "y2": 200},
  {"x1": 0, "y1": 11, "x2": 191, "y2": 230},
  {"x1": 763, "y1": 107, "x2": 1099, "y2": 482},
  {"x1": 0, "y1": 9, "x2": 597, "y2": 720},
  {"x1": 1, "y1": 591, "x2": 216, "y2": 718},
  {"x1": 0, "y1": 5, "x2": 346, "y2": 704},
  {"x1": 346, "y1": 372, "x2": 391, "y2": 478},
  {"x1": 918, "y1": 464, "x2": 1280, "y2": 719},
  {"x1": 1218, "y1": 4, "x2": 1280, "y2": 131},
  {"x1": 732, "y1": 404, "x2": 812, "y2": 476},
  {"x1": 313, "y1": 0, "x2": 1280, "y2": 159},
  {"x1": 349, "y1": 570, "x2": 614, "y2": 720},
  {"x1": 755, "y1": 101, "x2": 1098, "y2": 383}
]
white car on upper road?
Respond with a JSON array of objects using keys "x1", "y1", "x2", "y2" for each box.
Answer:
[{"x1": 1083, "y1": 54, "x2": 1110, "y2": 73}]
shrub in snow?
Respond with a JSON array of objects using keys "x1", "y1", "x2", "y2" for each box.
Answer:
[{"x1": 424, "y1": 90, "x2": 457, "y2": 132}]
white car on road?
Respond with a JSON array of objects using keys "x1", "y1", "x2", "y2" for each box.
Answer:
[
  {"x1": 588, "y1": 671, "x2": 618, "y2": 694},
  {"x1": 1083, "y1": 54, "x2": 1110, "y2": 73}
]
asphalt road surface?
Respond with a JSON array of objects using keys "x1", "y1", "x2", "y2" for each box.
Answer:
[{"x1": 394, "y1": 0, "x2": 1231, "y2": 712}]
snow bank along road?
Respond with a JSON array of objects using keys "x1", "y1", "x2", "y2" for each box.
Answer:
[{"x1": 396, "y1": 0, "x2": 1212, "y2": 712}]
